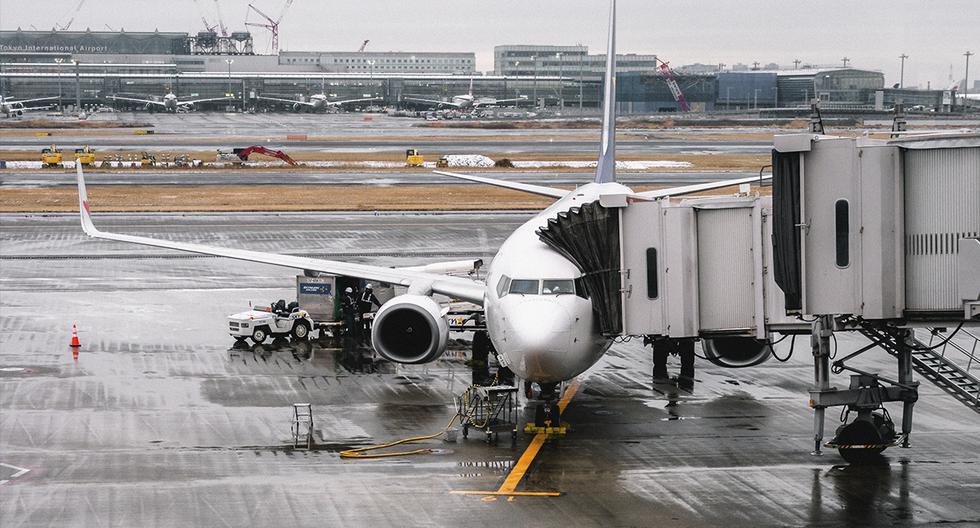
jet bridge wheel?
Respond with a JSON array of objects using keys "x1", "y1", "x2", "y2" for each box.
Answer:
[{"x1": 833, "y1": 412, "x2": 896, "y2": 465}]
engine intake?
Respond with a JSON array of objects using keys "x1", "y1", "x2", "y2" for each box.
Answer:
[
  {"x1": 371, "y1": 295, "x2": 449, "y2": 364},
  {"x1": 701, "y1": 336, "x2": 771, "y2": 368}
]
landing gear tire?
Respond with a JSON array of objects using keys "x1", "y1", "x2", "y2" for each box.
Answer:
[
  {"x1": 534, "y1": 404, "x2": 546, "y2": 428},
  {"x1": 834, "y1": 415, "x2": 894, "y2": 465},
  {"x1": 550, "y1": 402, "x2": 561, "y2": 426},
  {"x1": 524, "y1": 381, "x2": 534, "y2": 399},
  {"x1": 251, "y1": 327, "x2": 268, "y2": 344}
]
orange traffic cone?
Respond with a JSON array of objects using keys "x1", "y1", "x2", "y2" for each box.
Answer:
[{"x1": 70, "y1": 324, "x2": 81, "y2": 348}]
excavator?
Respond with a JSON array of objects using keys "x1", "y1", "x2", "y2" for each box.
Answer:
[{"x1": 216, "y1": 146, "x2": 298, "y2": 166}]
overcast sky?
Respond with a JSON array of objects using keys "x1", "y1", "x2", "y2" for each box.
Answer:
[{"x1": 1, "y1": 0, "x2": 977, "y2": 88}]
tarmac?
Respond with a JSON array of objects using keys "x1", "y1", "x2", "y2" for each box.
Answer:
[
  {"x1": 0, "y1": 112, "x2": 773, "y2": 153},
  {"x1": 2, "y1": 211, "x2": 979, "y2": 527},
  {"x1": 0, "y1": 169, "x2": 754, "y2": 188}
]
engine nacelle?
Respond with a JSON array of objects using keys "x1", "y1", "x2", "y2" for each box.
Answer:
[
  {"x1": 701, "y1": 336, "x2": 771, "y2": 368},
  {"x1": 371, "y1": 294, "x2": 449, "y2": 364}
]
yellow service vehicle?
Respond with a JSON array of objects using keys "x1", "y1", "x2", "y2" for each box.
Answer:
[
  {"x1": 405, "y1": 148, "x2": 424, "y2": 167},
  {"x1": 41, "y1": 145, "x2": 63, "y2": 167},
  {"x1": 139, "y1": 152, "x2": 157, "y2": 167},
  {"x1": 74, "y1": 146, "x2": 96, "y2": 166}
]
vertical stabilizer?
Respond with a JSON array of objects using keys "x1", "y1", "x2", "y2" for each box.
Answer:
[{"x1": 594, "y1": 0, "x2": 617, "y2": 184}]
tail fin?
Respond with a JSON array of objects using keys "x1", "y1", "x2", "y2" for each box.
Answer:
[{"x1": 594, "y1": 0, "x2": 617, "y2": 184}]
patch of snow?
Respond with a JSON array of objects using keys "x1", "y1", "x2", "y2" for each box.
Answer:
[
  {"x1": 442, "y1": 154, "x2": 496, "y2": 168},
  {"x1": 511, "y1": 160, "x2": 692, "y2": 169}
]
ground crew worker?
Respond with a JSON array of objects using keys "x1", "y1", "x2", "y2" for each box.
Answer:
[
  {"x1": 358, "y1": 284, "x2": 383, "y2": 338},
  {"x1": 341, "y1": 287, "x2": 359, "y2": 340}
]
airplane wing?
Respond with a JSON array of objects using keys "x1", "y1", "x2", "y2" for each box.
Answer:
[
  {"x1": 15, "y1": 104, "x2": 56, "y2": 112},
  {"x1": 75, "y1": 165, "x2": 485, "y2": 304},
  {"x1": 433, "y1": 170, "x2": 569, "y2": 199},
  {"x1": 484, "y1": 97, "x2": 529, "y2": 105},
  {"x1": 327, "y1": 97, "x2": 382, "y2": 106},
  {"x1": 256, "y1": 95, "x2": 315, "y2": 106},
  {"x1": 177, "y1": 96, "x2": 233, "y2": 106},
  {"x1": 404, "y1": 96, "x2": 462, "y2": 109},
  {"x1": 7, "y1": 96, "x2": 59, "y2": 105},
  {"x1": 107, "y1": 95, "x2": 165, "y2": 107},
  {"x1": 634, "y1": 174, "x2": 771, "y2": 199}
]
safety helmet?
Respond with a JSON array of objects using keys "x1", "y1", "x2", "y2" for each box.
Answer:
[
  {"x1": 345, "y1": 287, "x2": 353, "y2": 293},
  {"x1": 365, "y1": 283, "x2": 373, "y2": 289}
]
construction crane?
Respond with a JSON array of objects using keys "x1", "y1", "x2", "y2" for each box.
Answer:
[
  {"x1": 245, "y1": 0, "x2": 294, "y2": 54},
  {"x1": 357, "y1": 40, "x2": 370, "y2": 52},
  {"x1": 656, "y1": 58, "x2": 690, "y2": 112},
  {"x1": 212, "y1": 0, "x2": 229, "y2": 36},
  {"x1": 56, "y1": 0, "x2": 87, "y2": 31}
]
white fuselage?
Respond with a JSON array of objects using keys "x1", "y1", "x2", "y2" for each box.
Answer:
[
  {"x1": 308, "y1": 94, "x2": 330, "y2": 111},
  {"x1": 483, "y1": 181, "x2": 633, "y2": 383},
  {"x1": 162, "y1": 93, "x2": 178, "y2": 111}
]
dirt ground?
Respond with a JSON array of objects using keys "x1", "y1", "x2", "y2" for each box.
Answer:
[{"x1": 0, "y1": 182, "x2": 771, "y2": 213}]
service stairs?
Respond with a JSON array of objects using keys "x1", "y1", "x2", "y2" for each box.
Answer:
[{"x1": 854, "y1": 321, "x2": 980, "y2": 414}]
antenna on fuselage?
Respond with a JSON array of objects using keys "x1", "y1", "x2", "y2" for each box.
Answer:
[{"x1": 594, "y1": 0, "x2": 617, "y2": 184}]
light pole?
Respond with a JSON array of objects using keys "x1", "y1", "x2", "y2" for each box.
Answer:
[
  {"x1": 54, "y1": 58, "x2": 64, "y2": 110},
  {"x1": 899, "y1": 54, "x2": 908, "y2": 88},
  {"x1": 225, "y1": 58, "x2": 234, "y2": 94},
  {"x1": 754, "y1": 88, "x2": 760, "y2": 110},
  {"x1": 514, "y1": 61, "x2": 521, "y2": 102},
  {"x1": 841, "y1": 57, "x2": 850, "y2": 68},
  {"x1": 965, "y1": 51, "x2": 974, "y2": 99},
  {"x1": 367, "y1": 60, "x2": 375, "y2": 80},
  {"x1": 531, "y1": 55, "x2": 537, "y2": 108},
  {"x1": 578, "y1": 51, "x2": 584, "y2": 114},
  {"x1": 556, "y1": 52, "x2": 563, "y2": 109},
  {"x1": 73, "y1": 60, "x2": 80, "y2": 112},
  {"x1": 726, "y1": 87, "x2": 731, "y2": 110}
]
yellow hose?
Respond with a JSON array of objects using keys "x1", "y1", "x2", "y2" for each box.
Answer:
[
  {"x1": 340, "y1": 414, "x2": 460, "y2": 459},
  {"x1": 341, "y1": 376, "x2": 502, "y2": 460}
]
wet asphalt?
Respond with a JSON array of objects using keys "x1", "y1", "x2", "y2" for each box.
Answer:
[{"x1": 2, "y1": 212, "x2": 979, "y2": 527}]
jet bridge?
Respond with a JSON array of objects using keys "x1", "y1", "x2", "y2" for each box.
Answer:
[{"x1": 537, "y1": 132, "x2": 979, "y2": 461}]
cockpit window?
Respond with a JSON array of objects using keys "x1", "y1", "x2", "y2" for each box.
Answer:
[
  {"x1": 508, "y1": 279, "x2": 540, "y2": 295},
  {"x1": 542, "y1": 279, "x2": 574, "y2": 295},
  {"x1": 496, "y1": 275, "x2": 511, "y2": 297}
]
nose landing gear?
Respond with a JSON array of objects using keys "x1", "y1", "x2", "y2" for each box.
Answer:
[{"x1": 524, "y1": 382, "x2": 569, "y2": 436}]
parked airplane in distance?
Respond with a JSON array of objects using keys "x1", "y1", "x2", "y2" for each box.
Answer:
[{"x1": 107, "y1": 92, "x2": 233, "y2": 112}]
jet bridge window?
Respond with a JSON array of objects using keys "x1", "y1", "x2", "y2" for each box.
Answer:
[
  {"x1": 509, "y1": 279, "x2": 540, "y2": 295},
  {"x1": 542, "y1": 280, "x2": 574, "y2": 295},
  {"x1": 835, "y1": 199, "x2": 849, "y2": 268}
]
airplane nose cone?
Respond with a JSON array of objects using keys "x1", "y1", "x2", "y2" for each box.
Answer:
[{"x1": 504, "y1": 300, "x2": 575, "y2": 382}]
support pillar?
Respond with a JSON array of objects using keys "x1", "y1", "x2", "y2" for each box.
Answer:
[
  {"x1": 810, "y1": 315, "x2": 833, "y2": 455},
  {"x1": 898, "y1": 329, "x2": 916, "y2": 448}
]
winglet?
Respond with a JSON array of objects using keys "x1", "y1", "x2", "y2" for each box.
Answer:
[
  {"x1": 76, "y1": 163, "x2": 100, "y2": 237},
  {"x1": 594, "y1": 0, "x2": 617, "y2": 184}
]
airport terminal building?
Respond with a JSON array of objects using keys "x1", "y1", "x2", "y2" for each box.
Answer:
[{"x1": 0, "y1": 29, "x2": 957, "y2": 114}]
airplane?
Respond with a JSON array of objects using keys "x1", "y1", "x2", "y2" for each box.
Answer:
[
  {"x1": 106, "y1": 92, "x2": 233, "y2": 112},
  {"x1": 74, "y1": 0, "x2": 768, "y2": 419},
  {"x1": 257, "y1": 92, "x2": 382, "y2": 112},
  {"x1": 404, "y1": 78, "x2": 529, "y2": 110},
  {"x1": 1, "y1": 95, "x2": 58, "y2": 117}
]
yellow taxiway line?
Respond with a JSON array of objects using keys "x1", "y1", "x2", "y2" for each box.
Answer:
[{"x1": 451, "y1": 378, "x2": 582, "y2": 499}]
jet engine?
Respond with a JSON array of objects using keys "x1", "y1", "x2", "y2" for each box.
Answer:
[
  {"x1": 700, "y1": 336, "x2": 771, "y2": 368},
  {"x1": 371, "y1": 294, "x2": 449, "y2": 364}
]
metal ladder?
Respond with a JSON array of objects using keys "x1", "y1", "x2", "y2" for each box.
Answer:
[
  {"x1": 292, "y1": 403, "x2": 314, "y2": 449},
  {"x1": 853, "y1": 320, "x2": 980, "y2": 414}
]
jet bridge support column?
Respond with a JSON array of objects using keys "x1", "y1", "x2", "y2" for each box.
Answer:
[
  {"x1": 809, "y1": 315, "x2": 834, "y2": 455},
  {"x1": 898, "y1": 330, "x2": 915, "y2": 448}
]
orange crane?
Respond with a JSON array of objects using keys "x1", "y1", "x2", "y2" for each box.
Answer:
[{"x1": 656, "y1": 58, "x2": 690, "y2": 112}]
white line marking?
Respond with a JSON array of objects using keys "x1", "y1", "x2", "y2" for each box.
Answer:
[{"x1": 0, "y1": 462, "x2": 31, "y2": 484}]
